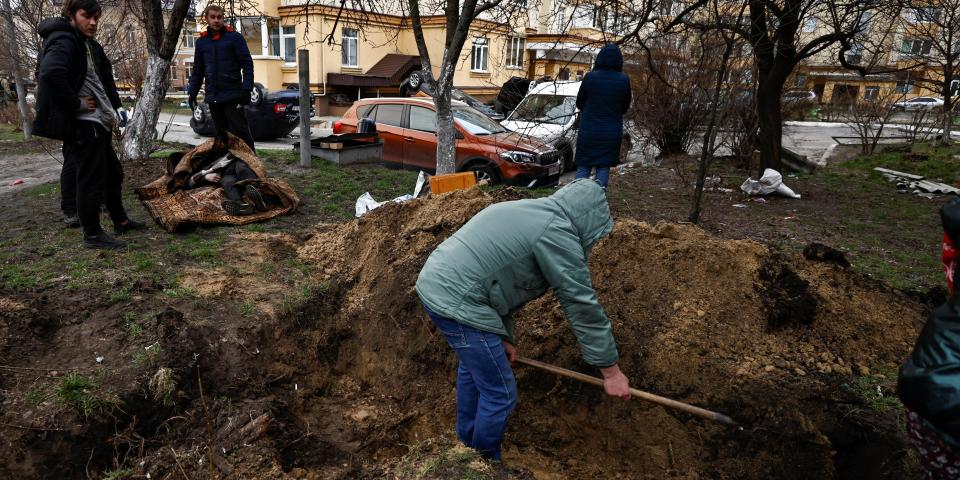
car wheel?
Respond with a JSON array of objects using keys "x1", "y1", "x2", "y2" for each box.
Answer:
[
  {"x1": 465, "y1": 162, "x2": 500, "y2": 185},
  {"x1": 407, "y1": 71, "x2": 423, "y2": 90},
  {"x1": 193, "y1": 105, "x2": 206, "y2": 122},
  {"x1": 251, "y1": 83, "x2": 265, "y2": 107}
]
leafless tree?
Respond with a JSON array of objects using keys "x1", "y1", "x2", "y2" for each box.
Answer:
[
  {"x1": 896, "y1": 0, "x2": 960, "y2": 145},
  {"x1": 840, "y1": 88, "x2": 907, "y2": 154},
  {"x1": 119, "y1": 0, "x2": 192, "y2": 160},
  {"x1": 680, "y1": 0, "x2": 896, "y2": 171}
]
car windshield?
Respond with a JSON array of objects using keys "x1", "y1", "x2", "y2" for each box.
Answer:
[
  {"x1": 453, "y1": 106, "x2": 507, "y2": 135},
  {"x1": 508, "y1": 94, "x2": 577, "y2": 125}
]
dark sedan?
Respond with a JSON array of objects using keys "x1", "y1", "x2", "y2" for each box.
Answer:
[{"x1": 190, "y1": 83, "x2": 315, "y2": 140}]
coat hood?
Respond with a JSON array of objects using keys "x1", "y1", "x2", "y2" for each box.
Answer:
[
  {"x1": 550, "y1": 178, "x2": 613, "y2": 251},
  {"x1": 594, "y1": 44, "x2": 623, "y2": 72},
  {"x1": 38, "y1": 17, "x2": 75, "y2": 39}
]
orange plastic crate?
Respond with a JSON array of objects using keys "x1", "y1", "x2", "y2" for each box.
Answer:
[{"x1": 429, "y1": 172, "x2": 477, "y2": 194}]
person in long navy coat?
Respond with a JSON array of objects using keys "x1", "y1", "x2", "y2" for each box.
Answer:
[{"x1": 574, "y1": 44, "x2": 632, "y2": 188}]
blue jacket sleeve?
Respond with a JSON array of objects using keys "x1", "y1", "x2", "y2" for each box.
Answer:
[
  {"x1": 188, "y1": 40, "x2": 204, "y2": 97},
  {"x1": 236, "y1": 35, "x2": 254, "y2": 92}
]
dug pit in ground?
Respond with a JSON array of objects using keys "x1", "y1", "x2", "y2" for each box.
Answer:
[{"x1": 0, "y1": 188, "x2": 927, "y2": 479}]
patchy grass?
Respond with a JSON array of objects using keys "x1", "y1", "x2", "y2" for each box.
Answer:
[
  {"x1": 842, "y1": 142, "x2": 960, "y2": 183},
  {"x1": 263, "y1": 150, "x2": 419, "y2": 221},
  {"x1": 393, "y1": 437, "x2": 500, "y2": 480},
  {"x1": 101, "y1": 468, "x2": 134, "y2": 480},
  {"x1": 56, "y1": 374, "x2": 101, "y2": 417},
  {"x1": 843, "y1": 374, "x2": 903, "y2": 414}
]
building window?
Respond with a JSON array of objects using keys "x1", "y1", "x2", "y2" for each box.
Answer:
[
  {"x1": 271, "y1": 25, "x2": 296, "y2": 63},
  {"x1": 864, "y1": 86, "x2": 880, "y2": 100},
  {"x1": 896, "y1": 80, "x2": 916, "y2": 94},
  {"x1": 170, "y1": 66, "x2": 177, "y2": 81},
  {"x1": 506, "y1": 36, "x2": 525, "y2": 68},
  {"x1": 182, "y1": 28, "x2": 195, "y2": 49},
  {"x1": 471, "y1": 37, "x2": 488, "y2": 72},
  {"x1": 185, "y1": 63, "x2": 192, "y2": 80},
  {"x1": 901, "y1": 38, "x2": 932, "y2": 56},
  {"x1": 342, "y1": 28, "x2": 358, "y2": 67},
  {"x1": 794, "y1": 74, "x2": 806, "y2": 88},
  {"x1": 907, "y1": 7, "x2": 941, "y2": 23},
  {"x1": 571, "y1": 4, "x2": 594, "y2": 28},
  {"x1": 558, "y1": 68, "x2": 570, "y2": 81},
  {"x1": 238, "y1": 17, "x2": 263, "y2": 56}
]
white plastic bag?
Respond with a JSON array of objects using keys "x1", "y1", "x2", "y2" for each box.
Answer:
[
  {"x1": 740, "y1": 168, "x2": 801, "y2": 199},
  {"x1": 355, "y1": 192, "x2": 382, "y2": 217}
]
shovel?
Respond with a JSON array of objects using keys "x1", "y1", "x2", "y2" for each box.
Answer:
[{"x1": 517, "y1": 356, "x2": 739, "y2": 428}]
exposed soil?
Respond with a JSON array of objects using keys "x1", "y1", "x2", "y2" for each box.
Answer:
[{"x1": 0, "y1": 159, "x2": 932, "y2": 478}]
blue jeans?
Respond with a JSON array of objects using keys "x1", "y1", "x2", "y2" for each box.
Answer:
[
  {"x1": 575, "y1": 165, "x2": 610, "y2": 188},
  {"x1": 424, "y1": 305, "x2": 517, "y2": 460}
]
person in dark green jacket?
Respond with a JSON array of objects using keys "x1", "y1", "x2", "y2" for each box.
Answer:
[
  {"x1": 416, "y1": 178, "x2": 630, "y2": 460},
  {"x1": 898, "y1": 197, "x2": 960, "y2": 478}
]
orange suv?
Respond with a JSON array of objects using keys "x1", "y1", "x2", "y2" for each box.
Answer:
[{"x1": 334, "y1": 97, "x2": 562, "y2": 186}]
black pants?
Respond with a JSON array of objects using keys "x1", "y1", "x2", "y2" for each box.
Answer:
[
  {"x1": 61, "y1": 121, "x2": 127, "y2": 236},
  {"x1": 209, "y1": 102, "x2": 255, "y2": 151},
  {"x1": 221, "y1": 160, "x2": 259, "y2": 201}
]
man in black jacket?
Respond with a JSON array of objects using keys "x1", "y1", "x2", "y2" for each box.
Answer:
[
  {"x1": 187, "y1": 5, "x2": 255, "y2": 151},
  {"x1": 33, "y1": 0, "x2": 145, "y2": 249}
]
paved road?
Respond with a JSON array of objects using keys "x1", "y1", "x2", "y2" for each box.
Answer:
[
  {"x1": 1, "y1": 114, "x2": 335, "y2": 195},
  {"x1": 154, "y1": 113, "x2": 334, "y2": 149}
]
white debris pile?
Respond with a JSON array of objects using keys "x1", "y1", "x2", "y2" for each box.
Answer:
[
  {"x1": 740, "y1": 168, "x2": 801, "y2": 199},
  {"x1": 875, "y1": 167, "x2": 960, "y2": 198},
  {"x1": 355, "y1": 171, "x2": 429, "y2": 217}
]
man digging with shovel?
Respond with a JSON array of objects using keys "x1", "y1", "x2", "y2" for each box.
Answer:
[{"x1": 416, "y1": 178, "x2": 631, "y2": 461}]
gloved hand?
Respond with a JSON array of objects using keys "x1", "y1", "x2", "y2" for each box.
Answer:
[
  {"x1": 188, "y1": 94, "x2": 197, "y2": 111},
  {"x1": 237, "y1": 91, "x2": 252, "y2": 105}
]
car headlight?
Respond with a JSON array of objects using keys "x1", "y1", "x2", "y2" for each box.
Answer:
[{"x1": 500, "y1": 151, "x2": 537, "y2": 164}]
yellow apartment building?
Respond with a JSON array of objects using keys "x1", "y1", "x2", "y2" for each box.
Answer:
[{"x1": 187, "y1": 0, "x2": 629, "y2": 115}]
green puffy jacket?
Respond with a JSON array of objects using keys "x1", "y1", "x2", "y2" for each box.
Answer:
[
  {"x1": 898, "y1": 295, "x2": 960, "y2": 448},
  {"x1": 416, "y1": 179, "x2": 618, "y2": 367}
]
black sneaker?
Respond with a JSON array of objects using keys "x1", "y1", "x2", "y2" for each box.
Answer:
[
  {"x1": 63, "y1": 214, "x2": 80, "y2": 228},
  {"x1": 243, "y1": 185, "x2": 268, "y2": 212},
  {"x1": 114, "y1": 218, "x2": 147, "y2": 235},
  {"x1": 84, "y1": 231, "x2": 127, "y2": 249},
  {"x1": 222, "y1": 200, "x2": 254, "y2": 216}
]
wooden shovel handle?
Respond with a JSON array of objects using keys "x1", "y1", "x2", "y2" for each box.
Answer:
[{"x1": 517, "y1": 356, "x2": 739, "y2": 427}]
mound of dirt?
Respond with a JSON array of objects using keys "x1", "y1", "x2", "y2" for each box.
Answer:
[
  {"x1": 1, "y1": 187, "x2": 926, "y2": 479},
  {"x1": 280, "y1": 188, "x2": 925, "y2": 479}
]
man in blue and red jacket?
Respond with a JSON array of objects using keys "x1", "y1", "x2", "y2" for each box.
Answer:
[{"x1": 187, "y1": 4, "x2": 255, "y2": 150}]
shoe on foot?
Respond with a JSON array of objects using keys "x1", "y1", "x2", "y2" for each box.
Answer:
[
  {"x1": 222, "y1": 200, "x2": 255, "y2": 216},
  {"x1": 243, "y1": 185, "x2": 268, "y2": 212},
  {"x1": 114, "y1": 218, "x2": 147, "y2": 235},
  {"x1": 84, "y1": 231, "x2": 127, "y2": 249},
  {"x1": 63, "y1": 214, "x2": 80, "y2": 228}
]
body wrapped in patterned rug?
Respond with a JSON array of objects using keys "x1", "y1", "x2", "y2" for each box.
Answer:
[{"x1": 136, "y1": 133, "x2": 299, "y2": 232}]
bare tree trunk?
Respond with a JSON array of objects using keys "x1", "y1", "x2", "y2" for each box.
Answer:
[
  {"x1": 2, "y1": 0, "x2": 31, "y2": 139},
  {"x1": 755, "y1": 80, "x2": 784, "y2": 172},
  {"x1": 119, "y1": 0, "x2": 190, "y2": 160},
  {"x1": 121, "y1": 56, "x2": 171, "y2": 160},
  {"x1": 434, "y1": 64, "x2": 457, "y2": 174}
]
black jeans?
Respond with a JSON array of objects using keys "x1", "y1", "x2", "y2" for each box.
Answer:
[
  {"x1": 61, "y1": 121, "x2": 128, "y2": 236},
  {"x1": 209, "y1": 102, "x2": 255, "y2": 151},
  {"x1": 221, "y1": 160, "x2": 259, "y2": 201}
]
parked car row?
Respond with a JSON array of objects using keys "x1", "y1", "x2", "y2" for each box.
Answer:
[
  {"x1": 334, "y1": 97, "x2": 562, "y2": 187},
  {"x1": 190, "y1": 82, "x2": 315, "y2": 141}
]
